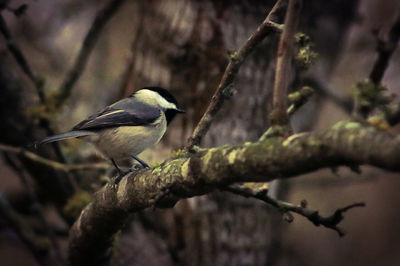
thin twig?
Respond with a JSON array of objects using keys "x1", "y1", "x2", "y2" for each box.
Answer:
[
  {"x1": 0, "y1": 12, "x2": 72, "y2": 185},
  {"x1": 186, "y1": 0, "x2": 284, "y2": 150},
  {"x1": 369, "y1": 13, "x2": 400, "y2": 85},
  {"x1": 287, "y1": 86, "x2": 314, "y2": 116},
  {"x1": 55, "y1": 0, "x2": 127, "y2": 106},
  {"x1": 225, "y1": 184, "x2": 365, "y2": 237},
  {"x1": 353, "y1": 13, "x2": 400, "y2": 118},
  {"x1": 0, "y1": 13, "x2": 45, "y2": 102},
  {"x1": 0, "y1": 144, "x2": 109, "y2": 172},
  {"x1": 118, "y1": 2, "x2": 145, "y2": 99},
  {"x1": 270, "y1": 0, "x2": 302, "y2": 126}
]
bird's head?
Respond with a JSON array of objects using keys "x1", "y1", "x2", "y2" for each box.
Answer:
[{"x1": 133, "y1": 87, "x2": 185, "y2": 124}]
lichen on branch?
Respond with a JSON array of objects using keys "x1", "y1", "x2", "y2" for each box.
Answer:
[{"x1": 69, "y1": 122, "x2": 400, "y2": 265}]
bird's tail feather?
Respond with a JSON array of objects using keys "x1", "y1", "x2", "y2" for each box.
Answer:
[{"x1": 35, "y1": 130, "x2": 96, "y2": 148}]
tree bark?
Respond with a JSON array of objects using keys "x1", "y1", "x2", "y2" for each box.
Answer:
[{"x1": 69, "y1": 121, "x2": 400, "y2": 265}]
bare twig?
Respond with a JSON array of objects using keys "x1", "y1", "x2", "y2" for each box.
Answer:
[
  {"x1": 55, "y1": 0, "x2": 127, "y2": 106},
  {"x1": 0, "y1": 14, "x2": 45, "y2": 102},
  {"x1": 352, "y1": 12, "x2": 400, "y2": 118},
  {"x1": 270, "y1": 0, "x2": 302, "y2": 126},
  {"x1": 118, "y1": 3, "x2": 145, "y2": 99},
  {"x1": 287, "y1": 86, "x2": 314, "y2": 115},
  {"x1": 225, "y1": 184, "x2": 365, "y2": 236},
  {"x1": 369, "y1": 13, "x2": 400, "y2": 85},
  {"x1": 186, "y1": 0, "x2": 284, "y2": 150},
  {"x1": 0, "y1": 12, "x2": 71, "y2": 172},
  {"x1": 0, "y1": 144, "x2": 109, "y2": 172}
]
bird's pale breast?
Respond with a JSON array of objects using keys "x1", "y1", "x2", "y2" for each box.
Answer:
[{"x1": 92, "y1": 114, "x2": 166, "y2": 160}]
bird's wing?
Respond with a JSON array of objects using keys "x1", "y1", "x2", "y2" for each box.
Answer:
[{"x1": 72, "y1": 100, "x2": 161, "y2": 130}]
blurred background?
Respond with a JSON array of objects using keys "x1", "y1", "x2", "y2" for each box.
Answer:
[{"x1": 0, "y1": 0, "x2": 400, "y2": 265}]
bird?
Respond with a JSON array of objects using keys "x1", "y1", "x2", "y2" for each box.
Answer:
[{"x1": 36, "y1": 87, "x2": 185, "y2": 183}]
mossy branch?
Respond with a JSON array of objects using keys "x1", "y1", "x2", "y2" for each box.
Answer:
[{"x1": 70, "y1": 122, "x2": 400, "y2": 265}]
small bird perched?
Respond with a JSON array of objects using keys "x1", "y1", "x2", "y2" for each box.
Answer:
[{"x1": 36, "y1": 87, "x2": 185, "y2": 183}]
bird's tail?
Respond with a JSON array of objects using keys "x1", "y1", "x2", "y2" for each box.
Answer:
[{"x1": 34, "y1": 130, "x2": 96, "y2": 148}]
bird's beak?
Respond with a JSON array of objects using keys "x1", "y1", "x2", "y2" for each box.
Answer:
[{"x1": 175, "y1": 108, "x2": 186, "y2": 113}]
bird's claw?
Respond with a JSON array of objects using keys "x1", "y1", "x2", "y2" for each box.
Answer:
[
  {"x1": 110, "y1": 168, "x2": 132, "y2": 185},
  {"x1": 130, "y1": 162, "x2": 149, "y2": 171}
]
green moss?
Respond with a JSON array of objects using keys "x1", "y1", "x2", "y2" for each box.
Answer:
[
  {"x1": 191, "y1": 145, "x2": 206, "y2": 153},
  {"x1": 180, "y1": 159, "x2": 190, "y2": 178},
  {"x1": 332, "y1": 121, "x2": 361, "y2": 130},
  {"x1": 63, "y1": 190, "x2": 92, "y2": 219},
  {"x1": 260, "y1": 125, "x2": 290, "y2": 141},
  {"x1": 353, "y1": 79, "x2": 390, "y2": 111},
  {"x1": 295, "y1": 33, "x2": 318, "y2": 70},
  {"x1": 288, "y1": 91, "x2": 301, "y2": 103},
  {"x1": 344, "y1": 122, "x2": 362, "y2": 129},
  {"x1": 308, "y1": 138, "x2": 323, "y2": 147},
  {"x1": 295, "y1": 47, "x2": 318, "y2": 70},
  {"x1": 170, "y1": 149, "x2": 186, "y2": 159},
  {"x1": 162, "y1": 164, "x2": 171, "y2": 174},
  {"x1": 151, "y1": 166, "x2": 162, "y2": 175},
  {"x1": 228, "y1": 50, "x2": 238, "y2": 60},
  {"x1": 282, "y1": 133, "x2": 307, "y2": 146},
  {"x1": 202, "y1": 148, "x2": 216, "y2": 167},
  {"x1": 228, "y1": 150, "x2": 239, "y2": 164},
  {"x1": 151, "y1": 161, "x2": 161, "y2": 168},
  {"x1": 288, "y1": 86, "x2": 314, "y2": 103}
]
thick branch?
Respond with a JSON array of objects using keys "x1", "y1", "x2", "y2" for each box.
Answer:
[
  {"x1": 54, "y1": 0, "x2": 126, "y2": 106},
  {"x1": 69, "y1": 122, "x2": 400, "y2": 265},
  {"x1": 270, "y1": 0, "x2": 302, "y2": 126},
  {"x1": 186, "y1": 1, "x2": 283, "y2": 149}
]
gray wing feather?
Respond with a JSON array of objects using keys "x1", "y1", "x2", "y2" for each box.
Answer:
[{"x1": 73, "y1": 98, "x2": 160, "y2": 130}]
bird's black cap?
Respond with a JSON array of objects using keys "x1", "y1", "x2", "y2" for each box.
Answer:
[
  {"x1": 143, "y1": 87, "x2": 178, "y2": 106},
  {"x1": 140, "y1": 87, "x2": 185, "y2": 124}
]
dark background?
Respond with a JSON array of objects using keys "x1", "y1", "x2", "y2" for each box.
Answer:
[{"x1": 0, "y1": 0, "x2": 400, "y2": 265}]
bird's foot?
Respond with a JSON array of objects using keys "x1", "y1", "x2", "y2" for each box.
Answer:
[
  {"x1": 130, "y1": 162, "x2": 150, "y2": 171},
  {"x1": 110, "y1": 168, "x2": 132, "y2": 185},
  {"x1": 131, "y1": 156, "x2": 149, "y2": 168}
]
